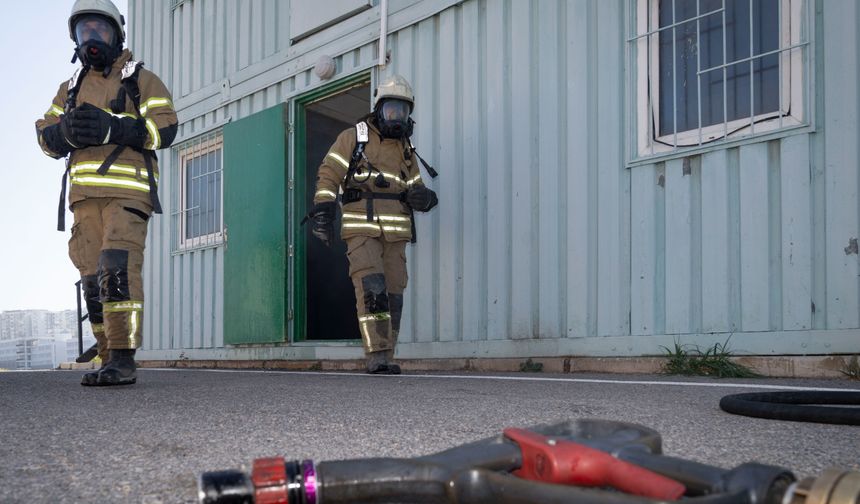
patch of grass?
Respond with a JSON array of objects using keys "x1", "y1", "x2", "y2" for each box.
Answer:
[
  {"x1": 519, "y1": 358, "x2": 543, "y2": 373},
  {"x1": 840, "y1": 355, "x2": 860, "y2": 380},
  {"x1": 660, "y1": 337, "x2": 760, "y2": 378}
]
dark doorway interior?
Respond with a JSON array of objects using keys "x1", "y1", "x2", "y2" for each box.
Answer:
[{"x1": 305, "y1": 83, "x2": 371, "y2": 341}]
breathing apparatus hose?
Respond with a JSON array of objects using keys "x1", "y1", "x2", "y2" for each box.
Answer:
[{"x1": 719, "y1": 391, "x2": 860, "y2": 425}]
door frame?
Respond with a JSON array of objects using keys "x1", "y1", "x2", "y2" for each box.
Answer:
[{"x1": 289, "y1": 71, "x2": 372, "y2": 344}]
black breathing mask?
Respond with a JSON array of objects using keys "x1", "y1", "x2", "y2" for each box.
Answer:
[
  {"x1": 376, "y1": 99, "x2": 413, "y2": 139},
  {"x1": 73, "y1": 14, "x2": 121, "y2": 70}
]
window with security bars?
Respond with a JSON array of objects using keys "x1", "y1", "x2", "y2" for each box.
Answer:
[
  {"x1": 630, "y1": 0, "x2": 810, "y2": 158},
  {"x1": 174, "y1": 132, "x2": 223, "y2": 251}
]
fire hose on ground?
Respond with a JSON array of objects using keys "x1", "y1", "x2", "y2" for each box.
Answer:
[
  {"x1": 719, "y1": 391, "x2": 860, "y2": 426},
  {"x1": 197, "y1": 419, "x2": 860, "y2": 504}
]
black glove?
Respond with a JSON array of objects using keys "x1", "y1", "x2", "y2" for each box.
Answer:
[
  {"x1": 109, "y1": 115, "x2": 148, "y2": 149},
  {"x1": 57, "y1": 113, "x2": 83, "y2": 149},
  {"x1": 405, "y1": 184, "x2": 438, "y2": 212},
  {"x1": 309, "y1": 201, "x2": 337, "y2": 247},
  {"x1": 63, "y1": 103, "x2": 113, "y2": 146},
  {"x1": 41, "y1": 122, "x2": 75, "y2": 157}
]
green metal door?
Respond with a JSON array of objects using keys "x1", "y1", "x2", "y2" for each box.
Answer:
[{"x1": 223, "y1": 104, "x2": 288, "y2": 344}]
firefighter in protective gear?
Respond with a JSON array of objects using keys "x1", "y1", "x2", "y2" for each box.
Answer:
[
  {"x1": 35, "y1": 0, "x2": 177, "y2": 386},
  {"x1": 310, "y1": 74, "x2": 438, "y2": 374}
]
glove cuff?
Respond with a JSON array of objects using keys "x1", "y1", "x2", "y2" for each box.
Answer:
[
  {"x1": 109, "y1": 116, "x2": 148, "y2": 149},
  {"x1": 310, "y1": 201, "x2": 337, "y2": 215}
]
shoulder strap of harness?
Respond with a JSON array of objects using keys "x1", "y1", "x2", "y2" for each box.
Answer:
[
  {"x1": 64, "y1": 66, "x2": 90, "y2": 114},
  {"x1": 58, "y1": 66, "x2": 90, "y2": 231},
  {"x1": 120, "y1": 60, "x2": 145, "y2": 113},
  {"x1": 96, "y1": 60, "x2": 162, "y2": 214}
]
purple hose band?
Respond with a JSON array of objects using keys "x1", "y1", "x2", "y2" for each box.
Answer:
[{"x1": 302, "y1": 459, "x2": 317, "y2": 504}]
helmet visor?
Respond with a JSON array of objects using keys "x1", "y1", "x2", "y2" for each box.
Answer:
[
  {"x1": 379, "y1": 99, "x2": 411, "y2": 123},
  {"x1": 74, "y1": 15, "x2": 116, "y2": 46}
]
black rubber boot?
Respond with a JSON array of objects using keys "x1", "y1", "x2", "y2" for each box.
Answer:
[
  {"x1": 80, "y1": 362, "x2": 108, "y2": 386},
  {"x1": 384, "y1": 349, "x2": 402, "y2": 374},
  {"x1": 366, "y1": 351, "x2": 401, "y2": 375},
  {"x1": 97, "y1": 349, "x2": 137, "y2": 386}
]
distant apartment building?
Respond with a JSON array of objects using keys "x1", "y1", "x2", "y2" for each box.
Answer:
[
  {"x1": 0, "y1": 309, "x2": 96, "y2": 370},
  {"x1": 0, "y1": 335, "x2": 96, "y2": 371},
  {"x1": 0, "y1": 341, "x2": 16, "y2": 369},
  {"x1": 0, "y1": 310, "x2": 93, "y2": 342}
]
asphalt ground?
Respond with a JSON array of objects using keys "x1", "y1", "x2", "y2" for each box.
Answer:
[{"x1": 0, "y1": 369, "x2": 858, "y2": 503}]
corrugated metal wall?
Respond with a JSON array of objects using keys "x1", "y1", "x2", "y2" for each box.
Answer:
[{"x1": 129, "y1": 0, "x2": 859, "y2": 359}]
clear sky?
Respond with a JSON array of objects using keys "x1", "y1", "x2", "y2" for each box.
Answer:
[{"x1": 0, "y1": 1, "x2": 128, "y2": 311}]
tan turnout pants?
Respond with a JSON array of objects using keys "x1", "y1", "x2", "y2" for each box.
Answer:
[
  {"x1": 68, "y1": 198, "x2": 151, "y2": 355},
  {"x1": 345, "y1": 236, "x2": 408, "y2": 354}
]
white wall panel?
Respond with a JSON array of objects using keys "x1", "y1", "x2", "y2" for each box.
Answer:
[
  {"x1": 664, "y1": 159, "x2": 693, "y2": 335},
  {"x1": 437, "y1": 8, "x2": 459, "y2": 343},
  {"x1": 595, "y1": 0, "x2": 629, "y2": 338},
  {"x1": 823, "y1": 1, "x2": 860, "y2": 329},
  {"x1": 510, "y1": 0, "x2": 535, "y2": 340},
  {"x1": 537, "y1": 0, "x2": 562, "y2": 340},
  {"x1": 780, "y1": 135, "x2": 812, "y2": 330},
  {"x1": 565, "y1": 0, "x2": 594, "y2": 339},
  {"x1": 630, "y1": 165, "x2": 658, "y2": 335},
  {"x1": 483, "y1": 0, "x2": 510, "y2": 342},
  {"x1": 410, "y1": 16, "x2": 437, "y2": 344},
  {"x1": 459, "y1": 0, "x2": 484, "y2": 342},
  {"x1": 739, "y1": 144, "x2": 771, "y2": 332},
  {"x1": 700, "y1": 150, "x2": 732, "y2": 333}
]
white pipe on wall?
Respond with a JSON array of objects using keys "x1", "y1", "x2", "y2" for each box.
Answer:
[{"x1": 379, "y1": 0, "x2": 388, "y2": 67}]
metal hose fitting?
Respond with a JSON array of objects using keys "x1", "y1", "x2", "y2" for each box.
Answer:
[{"x1": 784, "y1": 468, "x2": 860, "y2": 504}]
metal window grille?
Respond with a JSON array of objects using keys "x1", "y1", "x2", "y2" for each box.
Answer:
[
  {"x1": 630, "y1": 0, "x2": 810, "y2": 158},
  {"x1": 173, "y1": 131, "x2": 224, "y2": 252}
]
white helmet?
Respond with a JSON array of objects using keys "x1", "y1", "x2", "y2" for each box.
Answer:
[
  {"x1": 373, "y1": 74, "x2": 414, "y2": 111},
  {"x1": 69, "y1": 0, "x2": 126, "y2": 44}
]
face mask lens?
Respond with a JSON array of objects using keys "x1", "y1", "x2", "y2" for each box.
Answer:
[
  {"x1": 381, "y1": 100, "x2": 410, "y2": 122},
  {"x1": 75, "y1": 16, "x2": 115, "y2": 45}
]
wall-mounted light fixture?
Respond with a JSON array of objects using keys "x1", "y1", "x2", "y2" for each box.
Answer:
[{"x1": 314, "y1": 55, "x2": 336, "y2": 80}]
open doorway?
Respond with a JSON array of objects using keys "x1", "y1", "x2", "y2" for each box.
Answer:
[{"x1": 301, "y1": 80, "x2": 371, "y2": 341}]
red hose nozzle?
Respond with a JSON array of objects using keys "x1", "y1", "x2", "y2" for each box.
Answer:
[{"x1": 504, "y1": 428, "x2": 686, "y2": 500}]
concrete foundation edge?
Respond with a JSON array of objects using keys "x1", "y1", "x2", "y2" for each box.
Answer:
[{"x1": 58, "y1": 355, "x2": 859, "y2": 378}]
